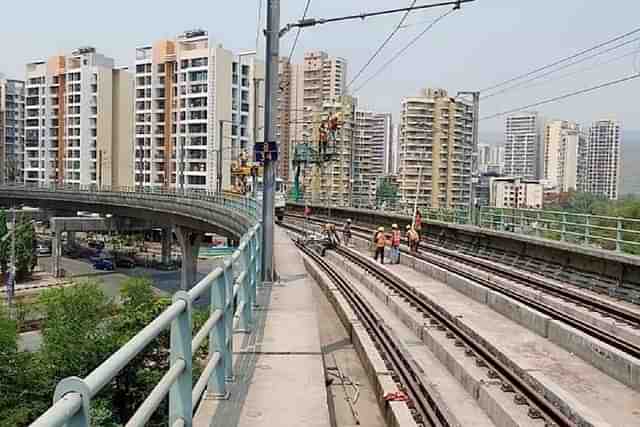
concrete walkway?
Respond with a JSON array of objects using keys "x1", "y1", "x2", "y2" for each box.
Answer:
[{"x1": 194, "y1": 226, "x2": 330, "y2": 426}]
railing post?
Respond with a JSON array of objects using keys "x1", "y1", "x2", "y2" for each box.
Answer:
[
  {"x1": 585, "y1": 215, "x2": 591, "y2": 245},
  {"x1": 561, "y1": 212, "x2": 567, "y2": 242},
  {"x1": 207, "y1": 272, "x2": 228, "y2": 399},
  {"x1": 222, "y1": 261, "x2": 234, "y2": 382},
  {"x1": 535, "y1": 211, "x2": 542, "y2": 238},
  {"x1": 53, "y1": 377, "x2": 91, "y2": 427},
  {"x1": 169, "y1": 291, "x2": 193, "y2": 426},
  {"x1": 616, "y1": 218, "x2": 623, "y2": 252}
]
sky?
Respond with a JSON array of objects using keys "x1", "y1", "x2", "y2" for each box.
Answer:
[{"x1": 2, "y1": 0, "x2": 640, "y2": 137}]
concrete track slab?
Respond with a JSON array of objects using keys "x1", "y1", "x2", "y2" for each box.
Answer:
[{"x1": 384, "y1": 262, "x2": 640, "y2": 427}]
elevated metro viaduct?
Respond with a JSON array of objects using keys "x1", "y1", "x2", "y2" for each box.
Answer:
[
  {"x1": 286, "y1": 202, "x2": 640, "y2": 301},
  {"x1": 0, "y1": 186, "x2": 257, "y2": 290}
]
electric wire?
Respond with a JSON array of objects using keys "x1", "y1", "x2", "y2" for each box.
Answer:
[
  {"x1": 480, "y1": 26, "x2": 640, "y2": 93},
  {"x1": 346, "y1": 0, "x2": 417, "y2": 89},
  {"x1": 288, "y1": 0, "x2": 313, "y2": 61},
  {"x1": 481, "y1": 34, "x2": 640, "y2": 100},
  {"x1": 352, "y1": 7, "x2": 455, "y2": 94},
  {"x1": 480, "y1": 72, "x2": 640, "y2": 121}
]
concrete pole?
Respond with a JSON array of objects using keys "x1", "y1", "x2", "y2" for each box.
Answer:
[
  {"x1": 175, "y1": 226, "x2": 201, "y2": 290},
  {"x1": 261, "y1": 0, "x2": 280, "y2": 282},
  {"x1": 161, "y1": 227, "x2": 172, "y2": 266}
]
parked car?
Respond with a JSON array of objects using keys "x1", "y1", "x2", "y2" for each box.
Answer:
[
  {"x1": 115, "y1": 257, "x2": 136, "y2": 268},
  {"x1": 93, "y1": 258, "x2": 115, "y2": 271},
  {"x1": 37, "y1": 242, "x2": 52, "y2": 256}
]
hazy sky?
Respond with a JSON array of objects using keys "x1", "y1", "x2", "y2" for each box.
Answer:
[{"x1": 2, "y1": 0, "x2": 640, "y2": 135}]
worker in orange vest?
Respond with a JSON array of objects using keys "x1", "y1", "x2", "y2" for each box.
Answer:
[
  {"x1": 391, "y1": 224, "x2": 401, "y2": 264},
  {"x1": 373, "y1": 226, "x2": 387, "y2": 264},
  {"x1": 407, "y1": 225, "x2": 419, "y2": 253}
]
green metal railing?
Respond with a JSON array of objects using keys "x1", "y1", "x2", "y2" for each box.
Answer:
[{"x1": 479, "y1": 207, "x2": 640, "y2": 254}]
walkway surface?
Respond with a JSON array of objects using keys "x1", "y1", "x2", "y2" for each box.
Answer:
[{"x1": 194, "y1": 226, "x2": 331, "y2": 426}]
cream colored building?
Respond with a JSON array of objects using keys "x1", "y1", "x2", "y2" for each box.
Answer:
[
  {"x1": 303, "y1": 95, "x2": 356, "y2": 206},
  {"x1": 279, "y1": 51, "x2": 347, "y2": 183},
  {"x1": 134, "y1": 30, "x2": 264, "y2": 191},
  {"x1": 490, "y1": 177, "x2": 543, "y2": 209},
  {"x1": 543, "y1": 120, "x2": 587, "y2": 193},
  {"x1": 398, "y1": 88, "x2": 474, "y2": 211},
  {"x1": 24, "y1": 48, "x2": 133, "y2": 187}
]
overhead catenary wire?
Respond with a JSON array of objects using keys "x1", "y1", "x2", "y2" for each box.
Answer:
[
  {"x1": 346, "y1": 0, "x2": 418, "y2": 89},
  {"x1": 481, "y1": 34, "x2": 640, "y2": 100},
  {"x1": 352, "y1": 7, "x2": 456, "y2": 94},
  {"x1": 480, "y1": 26, "x2": 640, "y2": 94},
  {"x1": 480, "y1": 72, "x2": 640, "y2": 121},
  {"x1": 288, "y1": 0, "x2": 313, "y2": 61}
]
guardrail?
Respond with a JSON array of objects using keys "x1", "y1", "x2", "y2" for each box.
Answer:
[
  {"x1": 479, "y1": 207, "x2": 640, "y2": 254},
  {"x1": 29, "y1": 223, "x2": 262, "y2": 427},
  {"x1": 0, "y1": 183, "x2": 262, "y2": 221}
]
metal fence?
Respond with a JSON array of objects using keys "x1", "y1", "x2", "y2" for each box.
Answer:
[
  {"x1": 0, "y1": 184, "x2": 264, "y2": 426},
  {"x1": 479, "y1": 207, "x2": 640, "y2": 254},
  {"x1": 29, "y1": 223, "x2": 262, "y2": 427}
]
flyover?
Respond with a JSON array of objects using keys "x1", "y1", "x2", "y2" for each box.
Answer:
[{"x1": 0, "y1": 184, "x2": 260, "y2": 289}]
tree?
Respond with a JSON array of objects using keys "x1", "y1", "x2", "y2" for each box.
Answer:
[
  {"x1": 0, "y1": 211, "x2": 37, "y2": 281},
  {"x1": 376, "y1": 177, "x2": 399, "y2": 209}
]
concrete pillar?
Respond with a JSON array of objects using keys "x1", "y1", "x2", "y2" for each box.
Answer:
[
  {"x1": 161, "y1": 227, "x2": 172, "y2": 266},
  {"x1": 52, "y1": 230, "x2": 62, "y2": 278},
  {"x1": 175, "y1": 226, "x2": 202, "y2": 290},
  {"x1": 67, "y1": 231, "x2": 76, "y2": 249}
]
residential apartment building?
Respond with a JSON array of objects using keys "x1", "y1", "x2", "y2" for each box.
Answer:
[
  {"x1": 398, "y1": 88, "x2": 475, "y2": 211},
  {"x1": 281, "y1": 51, "x2": 347, "y2": 182},
  {"x1": 586, "y1": 119, "x2": 621, "y2": 200},
  {"x1": 134, "y1": 30, "x2": 263, "y2": 191},
  {"x1": 543, "y1": 120, "x2": 587, "y2": 193},
  {"x1": 24, "y1": 48, "x2": 133, "y2": 187},
  {"x1": 504, "y1": 112, "x2": 543, "y2": 180},
  {"x1": 353, "y1": 110, "x2": 392, "y2": 208},
  {"x1": 490, "y1": 176, "x2": 543, "y2": 209},
  {"x1": 303, "y1": 95, "x2": 356, "y2": 206},
  {"x1": 0, "y1": 76, "x2": 25, "y2": 183}
]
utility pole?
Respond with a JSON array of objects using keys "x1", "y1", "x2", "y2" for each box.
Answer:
[{"x1": 261, "y1": 0, "x2": 279, "y2": 282}]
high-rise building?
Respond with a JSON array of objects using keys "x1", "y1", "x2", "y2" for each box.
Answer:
[
  {"x1": 24, "y1": 48, "x2": 133, "y2": 187},
  {"x1": 303, "y1": 95, "x2": 356, "y2": 206},
  {"x1": 490, "y1": 176, "x2": 543, "y2": 209},
  {"x1": 586, "y1": 119, "x2": 621, "y2": 200},
  {"x1": 543, "y1": 120, "x2": 587, "y2": 192},
  {"x1": 353, "y1": 110, "x2": 392, "y2": 208},
  {"x1": 398, "y1": 88, "x2": 474, "y2": 211},
  {"x1": 134, "y1": 30, "x2": 264, "y2": 191},
  {"x1": 504, "y1": 112, "x2": 544, "y2": 180},
  {"x1": 0, "y1": 76, "x2": 25, "y2": 184},
  {"x1": 388, "y1": 124, "x2": 400, "y2": 175}
]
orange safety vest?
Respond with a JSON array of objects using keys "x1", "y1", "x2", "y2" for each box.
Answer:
[
  {"x1": 391, "y1": 230, "x2": 401, "y2": 246},
  {"x1": 375, "y1": 232, "x2": 386, "y2": 248}
]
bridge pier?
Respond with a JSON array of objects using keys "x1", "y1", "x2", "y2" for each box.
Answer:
[
  {"x1": 161, "y1": 227, "x2": 172, "y2": 266},
  {"x1": 176, "y1": 226, "x2": 202, "y2": 290},
  {"x1": 52, "y1": 230, "x2": 62, "y2": 278}
]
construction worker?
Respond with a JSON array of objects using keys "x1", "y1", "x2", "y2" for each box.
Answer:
[
  {"x1": 373, "y1": 226, "x2": 386, "y2": 264},
  {"x1": 321, "y1": 223, "x2": 340, "y2": 256},
  {"x1": 391, "y1": 224, "x2": 401, "y2": 264},
  {"x1": 342, "y1": 219, "x2": 352, "y2": 247},
  {"x1": 407, "y1": 226, "x2": 419, "y2": 253},
  {"x1": 319, "y1": 122, "x2": 329, "y2": 158}
]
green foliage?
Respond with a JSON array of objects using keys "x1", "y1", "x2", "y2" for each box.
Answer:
[
  {"x1": 0, "y1": 211, "x2": 37, "y2": 280},
  {"x1": 0, "y1": 276, "x2": 210, "y2": 426},
  {"x1": 376, "y1": 178, "x2": 399, "y2": 208}
]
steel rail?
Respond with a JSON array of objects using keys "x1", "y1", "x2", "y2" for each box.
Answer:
[{"x1": 294, "y1": 239, "x2": 443, "y2": 426}]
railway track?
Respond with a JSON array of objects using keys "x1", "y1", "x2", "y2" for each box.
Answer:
[
  {"x1": 294, "y1": 236, "x2": 441, "y2": 426},
  {"x1": 285, "y1": 213, "x2": 640, "y2": 360},
  {"x1": 283, "y1": 221, "x2": 571, "y2": 427}
]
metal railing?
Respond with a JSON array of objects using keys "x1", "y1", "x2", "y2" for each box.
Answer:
[
  {"x1": 0, "y1": 184, "x2": 264, "y2": 426},
  {"x1": 29, "y1": 222, "x2": 262, "y2": 427},
  {"x1": 479, "y1": 207, "x2": 640, "y2": 254},
  {"x1": 0, "y1": 183, "x2": 262, "y2": 221}
]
